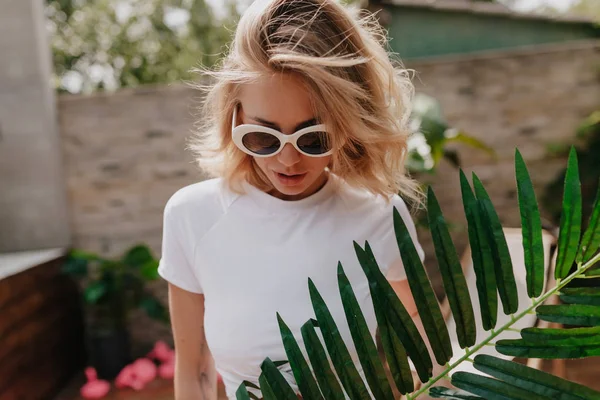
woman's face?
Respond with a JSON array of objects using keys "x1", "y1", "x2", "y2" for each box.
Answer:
[{"x1": 237, "y1": 73, "x2": 332, "y2": 200}]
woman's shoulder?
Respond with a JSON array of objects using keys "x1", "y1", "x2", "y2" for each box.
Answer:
[
  {"x1": 164, "y1": 178, "x2": 235, "y2": 220},
  {"x1": 334, "y1": 177, "x2": 411, "y2": 217}
]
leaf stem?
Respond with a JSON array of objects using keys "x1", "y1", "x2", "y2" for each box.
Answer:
[{"x1": 410, "y1": 251, "x2": 600, "y2": 398}]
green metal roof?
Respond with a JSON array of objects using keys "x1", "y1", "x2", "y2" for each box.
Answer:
[{"x1": 378, "y1": 0, "x2": 599, "y2": 59}]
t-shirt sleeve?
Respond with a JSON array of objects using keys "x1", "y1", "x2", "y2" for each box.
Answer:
[
  {"x1": 383, "y1": 195, "x2": 425, "y2": 282},
  {"x1": 157, "y1": 194, "x2": 204, "y2": 294}
]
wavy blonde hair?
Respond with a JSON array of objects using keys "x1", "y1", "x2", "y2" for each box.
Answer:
[{"x1": 189, "y1": 0, "x2": 421, "y2": 203}]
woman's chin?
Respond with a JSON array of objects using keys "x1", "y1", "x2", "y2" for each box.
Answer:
[{"x1": 269, "y1": 172, "x2": 315, "y2": 200}]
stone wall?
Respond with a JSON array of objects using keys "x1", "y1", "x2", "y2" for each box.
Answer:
[{"x1": 56, "y1": 40, "x2": 600, "y2": 348}]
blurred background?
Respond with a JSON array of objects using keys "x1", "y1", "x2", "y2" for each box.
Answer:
[{"x1": 0, "y1": 0, "x2": 598, "y2": 399}]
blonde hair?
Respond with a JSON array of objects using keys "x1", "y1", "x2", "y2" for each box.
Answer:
[{"x1": 189, "y1": 0, "x2": 421, "y2": 203}]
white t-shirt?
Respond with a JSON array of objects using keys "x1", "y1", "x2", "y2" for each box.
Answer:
[{"x1": 158, "y1": 174, "x2": 424, "y2": 399}]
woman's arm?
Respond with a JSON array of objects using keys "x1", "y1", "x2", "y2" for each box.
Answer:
[{"x1": 168, "y1": 283, "x2": 218, "y2": 400}]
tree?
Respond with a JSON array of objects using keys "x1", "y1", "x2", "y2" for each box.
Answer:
[{"x1": 46, "y1": 0, "x2": 240, "y2": 94}]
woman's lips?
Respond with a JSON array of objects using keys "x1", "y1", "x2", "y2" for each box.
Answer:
[{"x1": 274, "y1": 171, "x2": 307, "y2": 187}]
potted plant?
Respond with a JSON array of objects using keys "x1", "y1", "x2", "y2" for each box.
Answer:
[{"x1": 62, "y1": 244, "x2": 169, "y2": 380}]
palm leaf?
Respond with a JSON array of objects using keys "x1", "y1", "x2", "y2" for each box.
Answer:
[
  {"x1": 268, "y1": 147, "x2": 600, "y2": 400},
  {"x1": 338, "y1": 263, "x2": 394, "y2": 399},
  {"x1": 473, "y1": 173, "x2": 519, "y2": 315},
  {"x1": 235, "y1": 384, "x2": 252, "y2": 400},
  {"x1": 560, "y1": 287, "x2": 600, "y2": 306},
  {"x1": 276, "y1": 313, "x2": 324, "y2": 400},
  {"x1": 521, "y1": 326, "x2": 600, "y2": 341},
  {"x1": 309, "y1": 278, "x2": 371, "y2": 399},
  {"x1": 300, "y1": 319, "x2": 346, "y2": 400},
  {"x1": 258, "y1": 371, "x2": 278, "y2": 400},
  {"x1": 515, "y1": 149, "x2": 546, "y2": 297},
  {"x1": 260, "y1": 358, "x2": 298, "y2": 399},
  {"x1": 369, "y1": 271, "x2": 414, "y2": 394},
  {"x1": 429, "y1": 387, "x2": 485, "y2": 399},
  {"x1": 460, "y1": 170, "x2": 498, "y2": 330},
  {"x1": 556, "y1": 147, "x2": 583, "y2": 279},
  {"x1": 452, "y1": 372, "x2": 548, "y2": 400},
  {"x1": 394, "y1": 207, "x2": 453, "y2": 364},
  {"x1": 354, "y1": 242, "x2": 433, "y2": 383},
  {"x1": 427, "y1": 186, "x2": 476, "y2": 349},
  {"x1": 472, "y1": 354, "x2": 599, "y2": 399},
  {"x1": 577, "y1": 180, "x2": 600, "y2": 264},
  {"x1": 536, "y1": 304, "x2": 600, "y2": 326},
  {"x1": 496, "y1": 335, "x2": 600, "y2": 358}
]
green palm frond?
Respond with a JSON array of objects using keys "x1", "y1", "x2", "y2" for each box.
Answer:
[{"x1": 237, "y1": 147, "x2": 600, "y2": 399}]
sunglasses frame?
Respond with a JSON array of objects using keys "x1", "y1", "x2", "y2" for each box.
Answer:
[{"x1": 231, "y1": 105, "x2": 333, "y2": 158}]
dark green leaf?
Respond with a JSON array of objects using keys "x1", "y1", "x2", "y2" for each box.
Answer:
[
  {"x1": 473, "y1": 354, "x2": 600, "y2": 399},
  {"x1": 242, "y1": 380, "x2": 260, "y2": 390},
  {"x1": 560, "y1": 287, "x2": 600, "y2": 306},
  {"x1": 260, "y1": 358, "x2": 298, "y2": 400},
  {"x1": 380, "y1": 314, "x2": 414, "y2": 394},
  {"x1": 556, "y1": 147, "x2": 582, "y2": 279},
  {"x1": 309, "y1": 278, "x2": 370, "y2": 399},
  {"x1": 123, "y1": 244, "x2": 155, "y2": 268},
  {"x1": 427, "y1": 187, "x2": 476, "y2": 348},
  {"x1": 584, "y1": 266, "x2": 600, "y2": 277},
  {"x1": 578, "y1": 181, "x2": 600, "y2": 265},
  {"x1": 521, "y1": 326, "x2": 600, "y2": 342},
  {"x1": 70, "y1": 249, "x2": 101, "y2": 261},
  {"x1": 496, "y1": 336, "x2": 600, "y2": 359},
  {"x1": 140, "y1": 260, "x2": 160, "y2": 280},
  {"x1": 429, "y1": 386, "x2": 485, "y2": 399},
  {"x1": 235, "y1": 383, "x2": 252, "y2": 400},
  {"x1": 460, "y1": 170, "x2": 498, "y2": 330},
  {"x1": 258, "y1": 372, "x2": 277, "y2": 400},
  {"x1": 338, "y1": 263, "x2": 393, "y2": 399},
  {"x1": 473, "y1": 173, "x2": 519, "y2": 315},
  {"x1": 354, "y1": 242, "x2": 432, "y2": 382},
  {"x1": 85, "y1": 281, "x2": 108, "y2": 304},
  {"x1": 452, "y1": 372, "x2": 547, "y2": 400},
  {"x1": 277, "y1": 314, "x2": 324, "y2": 400},
  {"x1": 301, "y1": 319, "x2": 346, "y2": 400},
  {"x1": 536, "y1": 304, "x2": 600, "y2": 326},
  {"x1": 369, "y1": 272, "x2": 413, "y2": 394},
  {"x1": 139, "y1": 295, "x2": 169, "y2": 323},
  {"x1": 272, "y1": 360, "x2": 289, "y2": 368},
  {"x1": 394, "y1": 206, "x2": 452, "y2": 364},
  {"x1": 515, "y1": 149, "x2": 546, "y2": 298},
  {"x1": 62, "y1": 257, "x2": 88, "y2": 278}
]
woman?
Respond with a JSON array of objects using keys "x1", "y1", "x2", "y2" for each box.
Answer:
[{"x1": 158, "y1": 0, "x2": 428, "y2": 398}]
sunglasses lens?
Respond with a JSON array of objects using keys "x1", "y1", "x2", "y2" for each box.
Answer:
[
  {"x1": 297, "y1": 131, "x2": 332, "y2": 155},
  {"x1": 242, "y1": 132, "x2": 281, "y2": 155}
]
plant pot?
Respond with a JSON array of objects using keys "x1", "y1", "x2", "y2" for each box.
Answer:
[{"x1": 87, "y1": 327, "x2": 133, "y2": 380}]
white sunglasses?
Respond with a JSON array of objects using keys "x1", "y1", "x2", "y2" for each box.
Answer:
[{"x1": 231, "y1": 105, "x2": 333, "y2": 158}]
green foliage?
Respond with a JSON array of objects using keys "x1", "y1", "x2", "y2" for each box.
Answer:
[
  {"x1": 237, "y1": 148, "x2": 600, "y2": 399},
  {"x1": 407, "y1": 94, "x2": 495, "y2": 174},
  {"x1": 62, "y1": 243, "x2": 169, "y2": 330},
  {"x1": 46, "y1": 0, "x2": 239, "y2": 93}
]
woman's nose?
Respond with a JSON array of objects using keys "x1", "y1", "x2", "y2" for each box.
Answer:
[{"x1": 277, "y1": 143, "x2": 301, "y2": 167}]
